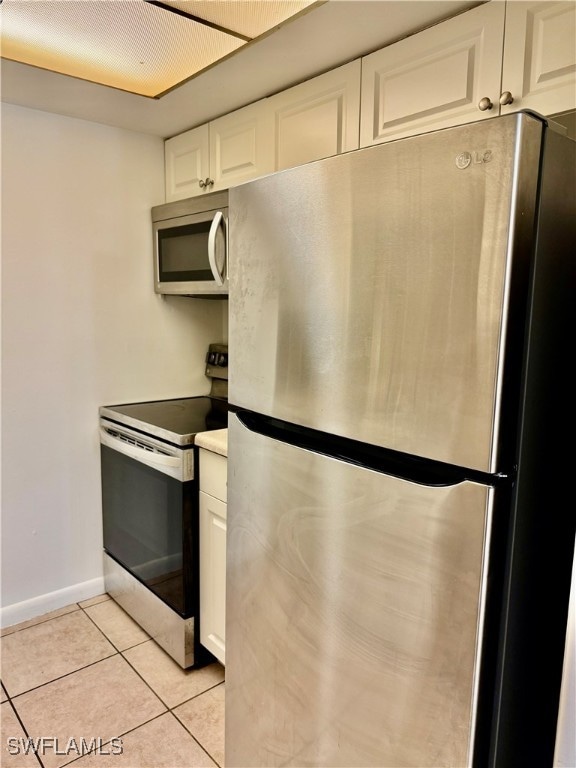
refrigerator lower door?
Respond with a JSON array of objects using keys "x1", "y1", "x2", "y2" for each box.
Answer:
[{"x1": 226, "y1": 414, "x2": 494, "y2": 768}]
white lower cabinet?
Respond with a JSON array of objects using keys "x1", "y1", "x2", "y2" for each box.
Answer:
[{"x1": 199, "y1": 448, "x2": 227, "y2": 665}]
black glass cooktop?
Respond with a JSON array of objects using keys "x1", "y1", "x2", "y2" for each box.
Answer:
[{"x1": 99, "y1": 396, "x2": 228, "y2": 446}]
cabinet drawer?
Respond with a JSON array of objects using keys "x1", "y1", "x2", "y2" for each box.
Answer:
[{"x1": 199, "y1": 449, "x2": 227, "y2": 502}]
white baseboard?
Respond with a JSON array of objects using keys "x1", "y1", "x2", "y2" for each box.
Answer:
[{"x1": 0, "y1": 577, "x2": 106, "y2": 629}]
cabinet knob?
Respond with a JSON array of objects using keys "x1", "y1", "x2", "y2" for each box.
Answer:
[
  {"x1": 199, "y1": 178, "x2": 214, "y2": 189},
  {"x1": 477, "y1": 97, "x2": 494, "y2": 112},
  {"x1": 499, "y1": 91, "x2": 514, "y2": 106}
]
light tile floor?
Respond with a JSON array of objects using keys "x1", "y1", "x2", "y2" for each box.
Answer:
[{"x1": 1, "y1": 595, "x2": 225, "y2": 768}]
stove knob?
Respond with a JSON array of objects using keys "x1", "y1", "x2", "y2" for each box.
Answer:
[{"x1": 218, "y1": 353, "x2": 227, "y2": 366}]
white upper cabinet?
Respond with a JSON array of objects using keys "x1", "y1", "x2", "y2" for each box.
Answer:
[
  {"x1": 165, "y1": 124, "x2": 210, "y2": 202},
  {"x1": 360, "y1": 0, "x2": 576, "y2": 147},
  {"x1": 501, "y1": 1, "x2": 576, "y2": 117},
  {"x1": 164, "y1": 64, "x2": 361, "y2": 202},
  {"x1": 360, "y1": 2, "x2": 506, "y2": 146},
  {"x1": 268, "y1": 60, "x2": 361, "y2": 171},
  {"x1": 209, "y1": 100, "x2": 274, "y2": 192},
  {"x1": 165, "y1": 1, "x2": 575, "y2": 199},
  {"x1": 165, "y1": 99, "x2": 272, "y2": 202}
]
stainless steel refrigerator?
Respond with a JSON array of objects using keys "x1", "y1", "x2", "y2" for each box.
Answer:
[{"x1": 225, "y1": 112, "x2": 575, "y2": 768}]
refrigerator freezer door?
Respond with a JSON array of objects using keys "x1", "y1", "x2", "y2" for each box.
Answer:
[
  {"x1": 229, "y1": 113, "x2": 543, "y2": 473},
  {"x1": 226, "y1": 414, "x2": 494, "y2": 767}
]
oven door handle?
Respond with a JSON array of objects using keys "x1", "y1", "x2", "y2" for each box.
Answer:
[{"x1": 100, "y1": 427, "x2": 182, "y2": 473}]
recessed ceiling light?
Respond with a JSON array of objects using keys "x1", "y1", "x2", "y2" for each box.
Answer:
[{"x1": 0, "y1": 0, "x2": 320, "y2": 98}]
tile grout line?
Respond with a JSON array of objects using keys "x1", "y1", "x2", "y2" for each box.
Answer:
[
  {"x1": 0, "y1": 593, "x2": 110, "y2": 638},
  {"x1": 121, "y1": 650, "x2": 226, "y2": 716},
  {"x1": 4, "y1": 607, "x2": 167, "y2": 768},
  {"x1": 8, "y1": 650, "x2": 120, "y2": 702},
  {"x1": 5, "y1": 597, "x2": 225, "y2": 768},
  {"x1": 57, "y1": 712, "x2": 169, "y2": 768},
  {"x1": 83, "y1": 601, "x2": 227, "y2": 767},
  {"x1": 170, "y1": 706, "x2": 224, "y2": 768},
  {"x1": 2, "y1": 601, "x2": 120, "y2": 702},
  {"x1": 3, "y1": 695, "x2": 46, "y2": 768},
  {"x1": 6, "y1": 602, "x2": 220, "y2": 715},
  {"x1": 0, "y1": 604, "x2": 83, "y2": 638},
  {"x1": 78, "y1": 602, "x2": 152, "y2": 655}
]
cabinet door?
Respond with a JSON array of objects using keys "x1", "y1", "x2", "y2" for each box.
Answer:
[
  {"x1": 209, "y1": 99, "x2": 274, "y2": 191},
  {"x1": 165, "y1": 124, "x2": 210, "y2": 202},
  {"x1": 200, "y1": 490, "x2": 227, "y2": 665},
  {"x1": 269, "y1": 60, "x2": 361, "y2": 171},
  {"x1": 360, "y1": 2, "x2": 505, "y2": 146},
  {"x1": 501, "y1": 1, "x2": 576, "y2": 117}
]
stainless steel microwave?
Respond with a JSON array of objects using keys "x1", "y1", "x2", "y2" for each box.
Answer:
[{"x1": 151, "y1": 190, "x2": 228, "y2": 298}]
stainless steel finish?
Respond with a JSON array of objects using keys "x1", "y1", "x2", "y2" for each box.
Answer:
[
  {"x1": 499, "y1": 91, "x2": 514, "y2": 106},
  {"x1": 208, "y1": 210, "x2": 226, "y2": 286},
  {"x1": 490, "y1": 115, "x2": 543, "y2": 469},
  {"x1": 99, "y1": 406, "x2": 199, "y2": 447},
  {"x1": 229, "y1": 113, "x2": 544, "y2": 474},
  {"x1": 205, "y1": 342, "x2": 229, "y2": 380},
  {"x1": 151, "y1": 189, "x2": 228, "y2": 223},
  {"x1": 104, "y1": 553, "x2": 195, "y2": 668},
  {"x1": 199, "y1": 178, "x2": 215, "y2": 189},
  {"x1": 206, "y1": 342, "x2": 229, "y2": 400},
  {"x1": 99, "y1": 418, "x2": 193, "y2": 480},
  {"x1": 478, "y1": 96, "x2": 493, "y2": 111},
  {"x1": 151, "y1": 189, "x2": 228, "y2": 297},
  {"x1": 226, "y1": 414, "x2": 494, "y2": 767}
]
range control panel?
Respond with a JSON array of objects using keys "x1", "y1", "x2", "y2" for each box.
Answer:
[{"x1": 206, "y1": 343, "x2": 228, "y2": 380}]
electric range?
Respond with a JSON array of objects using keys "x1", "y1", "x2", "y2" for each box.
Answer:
[
  {"x1": 98, "y1": 344, "x2": 229, "y2": 669},
  {"x1": 99, "y1": 395, "x2": 228, "y2": 446}
]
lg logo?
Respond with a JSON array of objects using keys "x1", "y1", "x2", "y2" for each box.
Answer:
[{"x1": 455, "y1": 150, "x2": 493, "y2": 169}]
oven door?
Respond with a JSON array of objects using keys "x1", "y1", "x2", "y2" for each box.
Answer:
[
  {"x1": 153, "y1": 208, "x2": 228, "y2": 296},
  {"x1": 99, "y1": 420, "x2": 196, "y2": 617}
]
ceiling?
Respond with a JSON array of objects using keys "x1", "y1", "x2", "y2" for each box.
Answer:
[
  {"x1": 1, "y1": 1, "x2": 319, "y2": 98},
  {"x1": 1, "y1": 0, "x2": 483, "y2": 138}
]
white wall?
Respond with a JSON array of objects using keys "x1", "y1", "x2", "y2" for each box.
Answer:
[{"x1": 1, "y1": 104, "x2": 224, "y2": 622}]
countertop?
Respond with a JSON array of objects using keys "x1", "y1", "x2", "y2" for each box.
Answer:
[{"x1": 195, "y1": 428, "x2": 228, "y2": 458}]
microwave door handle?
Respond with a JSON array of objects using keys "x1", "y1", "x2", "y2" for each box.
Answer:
[{"x1": 208, "y1": 211, "x2": 226, "y2": 286}]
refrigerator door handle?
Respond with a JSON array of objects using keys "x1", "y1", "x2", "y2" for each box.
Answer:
[{"x1": 235, "y1": 409, "x2": 506, "y2": 488}]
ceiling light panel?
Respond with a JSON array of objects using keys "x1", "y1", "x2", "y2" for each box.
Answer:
[
  {"x1": 160, "y1": 1, "x2": 318, "y2": 39},
  {"x1": 0, "y1": 0, "x2": 246, "y2": 97}
]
